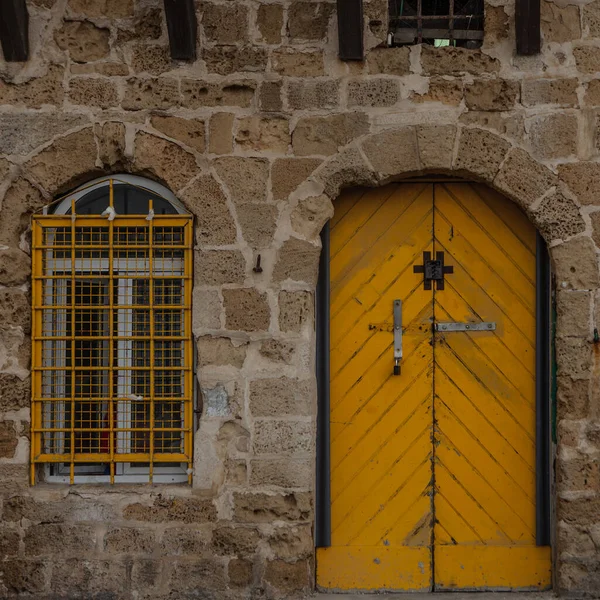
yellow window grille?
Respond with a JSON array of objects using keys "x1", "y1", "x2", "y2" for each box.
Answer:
[{"x1": 31, "y1": 179, "x2": 194, "y2": 484}]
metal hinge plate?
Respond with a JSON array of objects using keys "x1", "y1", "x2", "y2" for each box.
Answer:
[{"x1": 435, "y1": 322, "x2": 496, "y2": 332}]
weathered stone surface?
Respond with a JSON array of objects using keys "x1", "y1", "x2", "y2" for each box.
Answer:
[
  {"x1": 237, "y1": 203, "x2": 278, "y2": 248},
  {"x1": 130, "y1": 44, "x2": 172, "y2": 76},
  {"x1": 193, "y1": 289, "x2": 222, "y2": 331},
  {"x1": 257, "y1": 3, "x2": 283, "y2": 44},
  {"x1": 0, "y1": 422, "x2": 18, "y2": 458},
  {"x1": 293, "y1": 113, "x2": 369, "y2": 156},
  {"x1": 273, "y1": 237, "x2": 320, "y2": 285},
  {"x1": 557, "y1": 336, "x2": 594, "y2": 379},
  {"x1": 134, "y1": 132, "x2": 198, "y2": 192},
  {"x1": 250, "y1": 378, "x2": 312, "y2": 416},
  {"x1": 229, "y1": 558, "x2": 253, "y2": 587},
  {"x1": 494, "y1": 148, "x2": 557, "y2": 208},
  {"x1": 533, "y1": 189, "x2": 586, "y2": 242},
  {"x1": 123, "y1": 496, "x2": 217, "y2": 524},
  {"x1": 484, "y1": 5, "x2": 509, "y2": 43},
  {"x1": 195, "y1": 251, "x2": 246, "y2": 285},
  {"x1": 103, "y1": 527, "x2": 155, "y2": 554},
  {"x1": 3, "y1": 494, "x2": 115, "y2": 523},
  {"x1": 55, "y1": 20, "x2": 110, "y2": 63},
  {"x1": 0, "y1": 248, "x2": 31, "y2": 286},
  {"x1": 130, "y1": 559, "x2": 162, "y2": 594},
  {"x1": 68, "y1": 0, "x2": 134, "y2": 17},
  {"x1": 0, "y1": 65, "x2": 64, "y2": 108},
  {"x1": 214, "y1": 157, "x2": 269, "y2": 203},
  {"x1": 288, "y1": 1, "x2": 333, "y2": 40},
  {"x1": 122, "y1": 77, "x2": 180, "y2": 110},
  {"x1": 291, "y1": 194, "x2": 333, "y2": 240},
  {"x1": 160, "y1": 527, "x2": 210, "y2": 555},
  {"x1": 557, "y1": 291, "x2": 591, "y2": 338},
  {"x1": 348, "y1": 78, "x2": 399, "y2": 107},
  {"x1": 24, "y1": 524, "x2": 96, "y2": 557},
  {"x1": 279, "y1": 290, "x2": 314, "y2": 333},
  {"x1": 464, "y1": 79, "x2": 519, "y2": 111},
  {"x1": 117, "y1": 8, "x2": 162, "y2": 44},
  {"x1": 541, "y1": 1, "x2": 581, "y2": 43},
  {"x1": 362, "y1": 127, "x2": 420, "y2": 179},
  {"x1": 0, "y1": 374, "x2": 30, "y2": 411},
  {"x1": 259, "y1": 339, "x2": 297, "y2": 364},
  {"x1": 454, "y1": 128, "x2": 511, "y2": 181},
  {"x1": 420, "y1": 46, "x2": 500, "y2": 75},
  {"x1": 181, "y1": 80, "x2": 256, "y2": 109},
  {"x1": 0, "y1": 289, "x2": 31, "y2": 332},
  {"x1": 417, "y1": 124, "x2": 456, "y2": 171},
  {"x1": 583, "y1": 0, "x2": 600, "y2": 37},
  {"x1": 210, "y1": 112, "x2": 235, "y2": 155},
  {"x1": 460, "y1": 111, "x2": 525, "y2": 141},
  {"x1": 367, "y1": 47, "x2": 410, "y2": 75},
  {"x1": 522, "y1": 79, "x2": 579, "y2": 107},
  {"x1": 412, "y1": 77, "x2": 463, "y2": 105},
  {"x1": 212, "y1": 526, "x2": 260, "y2": 556},
  {"x1": 181, "y1": 174, "x2": 237, "y2": 245},
  {"x1": 287, "y1": 80, "x2": 339, "y2": 110},
  {"x1": 0, "y1": 560, "x2": 48, "y2": 595},
  {"x1": 271, "y1": 49, "x2": 324, "y2": 77},
  {"x1": 254, "y1": 420, "x2": 313, "y2": 454},
  {"x1": 202, "y1": 2, "x2": 248, "y2": 44},
  {"x1": 224, "y1": 288, "x2": 270, "y2": 331},
  {"x1": 552, "y1": 236, "x2": 600, "y2": 290},
  {"x1": 166, "y1": 559, "x2": 227, "y2": 594},
  {"x1": 250, "y1": 459, "x2": 312, "y2": 488},
  {"x1": 268, "y1": 525, "x2": 313, "y2": 559},
  {"x1": 558, "y1": 457, "x2": 600, "y2": 491},
  {"x1": 51, "y1": 558, "x2": 127, "y2": 597},
  {"x1": 271, "y1": 158, "x2": 322, "y2": 200},
  {"x1": 558, "y1": 376, "x2": 589, "y2": 420},
  {"x1": 27, "y1": 128, "x2": 99, "y2": 194},
  {"x1": 233, "y1": 492, "x2": 312, "y2": 522},
  {"x1": 529, "y1": 113, "x2": 578, "y2": 160},
  {"x1": 68, "y1": 76, "x2": 118, "y2": 108},
  {"x1": 589, "y1": 212, "x2": 600, "y2": 248},
  {"x1": 559, "y1": 163, "x2": 600, "y2": 206},
  {"x1": 260, "y1": 80, "x2": 283, "y2": 112},
  {"x1": 150, "y1": 116, "x2": 206, "y2": 153},
  {"x1": 586, "y1": 80, "x2": 600, "y2": 106},
  {"x1": 236, "y1": 116, "x2": 290, "y2": 153},
  {"x1": 203, "y1": 46, "x2": 269, "y2": 76},
  {"x1": 573, "y1": 45, "x2": 600, "y2": 74},
  {"x1": 264, "y1": 559, "x2": 310, "y2": 593},
  {"x1": 315, "y1": 147, "x2": 377, "y2": 197},
  {"x1": 71, "y1": 61, "x2": 129, "y2": 76},
  {"x1": 0, "y1": 179, "x2": 44, "y2": 247},
  {"x1": 0, "y1": 526, "x2": 20, "y2": 557},
  {"x1": 197, "y1": 336, "x2": 247, "y2": 368}
]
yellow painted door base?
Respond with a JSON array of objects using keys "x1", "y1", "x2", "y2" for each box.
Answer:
[{"x1": 318, "y1": 182, "x2": 551, "y2": 592}]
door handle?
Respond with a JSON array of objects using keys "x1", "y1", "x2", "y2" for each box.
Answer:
[{"x1": 393, "y1": 299, "x2": 402, "y2": 375}]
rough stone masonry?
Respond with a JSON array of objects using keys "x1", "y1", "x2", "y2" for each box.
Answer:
[{"x1": 0, "y1": 0, "x2": 600, "y2": 597}]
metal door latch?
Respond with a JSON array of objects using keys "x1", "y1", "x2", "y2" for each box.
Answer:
[
  {"x1": 393, "y1": 299, "x2": 402, "y2": 375},
  {"x1": 414, "y1": 251, "x2": 454, "y2": 290},
  {"x1": 434, "y1": 322, "x2": 496, "y2": 332}
]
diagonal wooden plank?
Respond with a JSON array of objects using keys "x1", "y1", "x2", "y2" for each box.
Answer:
[{"x1": 331, "y1": 187, "x2": 369, "y2": 230}]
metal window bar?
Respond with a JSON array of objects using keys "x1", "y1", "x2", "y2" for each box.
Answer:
[{"x1": 31, "y1": 179, "x2": 194, "y2": 485}]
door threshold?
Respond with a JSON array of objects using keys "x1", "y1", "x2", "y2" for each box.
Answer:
[{"x1": 314, "y1": 593, "x2": 555, "y2": 599}]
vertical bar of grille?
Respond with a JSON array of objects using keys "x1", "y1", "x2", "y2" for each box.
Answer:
[
  {"x1": 70, "y1": 199, "x2": 76, "y2": 484},
  {"x1": 148, "y1": 200, "x2": 155, "y2": 483},
  {"x1": 108, "y1": 180, "x2": 115, "y2": 483},
  {"x1": 184, "y1": 219, "x2": 193, "y2": 483}
]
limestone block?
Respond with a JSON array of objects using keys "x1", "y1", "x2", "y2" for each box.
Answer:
[
  {"x1": 541, "y1": 1, "x2": 581, "y2": 43},
  {"x1": 260, "y1": 80, "x2": 283, "y2": 112},
  {"x1": 131, "y1": 44, "x2": 172, "y2": 76},
  {"x1": 256, "y1": 3, "x2": 283, "y2": 44},
  {"x1": 366, "y1": 47, "x2": 410, "y2": 75},
  {"x1": 314, "y1": 147, "x2": 378, "y2": 197},
  {"x1": 160, "y1": 527, "x2": 211, "y2": 555},
  {"x1": 0, "y1": 179, "x2": 44, "y2": 248},
  {"x1": 361, "y1": 127, "x2": 420, "y2": 179},
  {"x1": 552, "y1": 237, "x2": 600, "y2": 290},
  {"x1": 288, "y1": 2, "x2": 334, "y2": 40},
  {"x1": 209, "y1": 113, "x2": 235, "y2": 155},
  {"x1": 417, "y1": 124, "x2": 456, "y2": 172},
  {"x1": 0, "y1": 560, "x2": 48, "y2": 595},
  {"x1": 292, "y1": 113, "x2": 369, "y2": 156},
  {"x1": 0, "y1": 289, "x2": 31, "y2": 332},
  {"x1": 214, "y1": 157, "x2": 269, "y2": 204},
  {"x1": 202, "y1": 384, "x2": 233, "y2": 417},
  {"x1": 573, "y1": 45, "x2": 600, "y2": 74},
  {"x1": 0, "y1": 158, "x2": 9, "y2": 181},
  {"x1": 71, "y1": 62, "x2": 129, "y2": 76},
  {"x1": 250, "y1": 378, "x2": 312, "y2": 416},
  {"x1": 0, "y1": 422, "x2": 18, "y2": 459},
  {"x1": 528, "y1": 113, "x2": 578, "y2": 160},
  {"x1": 193, "y1": 289, "x2": 222, "y2": 331},
  {"x1": 291, "y1": 194, "x2": 334, "y2": 241},
  {"x1": 122, "y1": 77, "x2": 180, "y2": 111},
  {"x1": 229, "y1": 558, "x2": 253, "y2": 587},
  {"x1": 557, "y1": 336, "x2": 594, "y2": 379},
  {"x1": 557, "y1": 377, "x2": 589, "y2": 419},
  {"x1": 271, "y1": 159, "x2": 322, "y2": 202},
  {"x1": 0, "y1": 65, "x2": 64, "y2": 108},
  {"x1": 134, "y1": 132, "x2": 198, "y2": 192},
  {"x1": 412, "y1": 77, "x2": 463, "y2": 106},
  {"x1": 95, "y1": 121, "x2": 127, "y2": 168},
  {"x1": 254, "y1": 420, "x2": 313, "y2": 454},
  {"x1": 54, "y1": 21, "x2": 110, "y2": 63},
  {"x1": 533, "y1": 189, "x2": 586, "y2": 243},
  {"x1": 250, "y1": 459, "x2": 312, "y2": 488},
  {"x1": 273, "y1": 238, "x2": 321, "y2": 285},
  {"x1": 181, "y1": 80, "x2": 256, "y2": 109},
  {"x1": 558, "y1": 458, "x2": 600, "y2": 492},
  {"x1": 68, "y1": 77, "x2": 118, "y2": 109},
  {"x1": 268, "y1": 525, "x2": 313, "y2": 559},
  {"x1": 557, "y1": 291, "x2": 591, "y2": 338},
  {"x1": 237, "y1": 203, "x2": 278, "y2": 248},
  {"x1": 585, "y1": 80, "x2": 600, "y2": 107},
  {"x1": 559, "y1": 163, "x2": 600, "y2": 206},
  {"x1": 420, "y1": 46, "x2": 500, "y2": 75},
  {"x1": 0, "y1": 249, "x2": 31, "y2": 286},
  {"x1": 50, "y1": 559, "x2": 128, "y2": 597},
  {"x1": 590, "y1": 212, "x2": 600, "y2": 249},
  {"x1": 233, "y1": 491, "x2": 312, "y2": 522},
  {"x1": 287, "y1": 80, "x2": 339, "y2": 110},
  {"x1": 494, "y1": 148, "x2": 557, "y2": 208},
  {"x1": 263, "y1": 559, "x2": 310, "y2": 594},
  {"x1": 271, "y1": 49, "x2": 324, "y2": 77},
  {"x1": 454, "y1": 128, "x2": 510, "y2": 181},
  {"x1": 259, "y1": 339, "x2": 296, "y2": 364},
  {"x1": 103, "y1": 527, "x2": 156, "y2": 554},
  {"x1": 27, "y1": 129, "x2": 99, "y2": 194},
  {"x1": 202, "y1": 2, "x2": 249, "y2": 44},
  {"x1": 123, "y1": 497, "x2": 217, "y2": 524},
  {"x1": 203, "y1": 46, "x2": 269, "y2": 76},
  {"x1": 459, "y1": 111, "x2": 525, "y2": 141},
  {"x1": 197, "y1": 336, "x2": 247, "y2": 368},
  {"x1": 559, "y1": 496, "x2": 600, "y2": 526},
  {"x1": 0, "y1": 464, "x2": 28, "y2": 496},
  {"x1": 364, "y1": 0, "x2": 389, "y2": 44},
  {"x1": 583, "y1": 0, "x2": 600, "y2": 37},
  {"x1": 212, "y1": 526, "x2": 260, "y2": 556},
  {"x1": 484, "y1": 5, "x2": 509, "y2": 43},
  {"x1": 117, "y1": 8, "x2": 162, "y2": 44},
  {"x1": 0, "y1": 374, "x2": 30, "y2": 412},
  {"x1": 68, "y1": 0, "x2": 134, "y2": 18},
  {"x1": 223, "y1": 288, "x2": 270, "y2": 332},
  {"x1": 235, "y1": 116, "x2": 290, "y2": 153},
  {"x1": 150, "y1": 116, "x2": 205, "y2": 153},
  {"x1": 195, "y1": 251, "x2": 246, "y2": 286},
  {"x1": 0, "y1": 526, "x2": 20, "y2": 557},
  {"x1": 180, "y1": 175, "x2": 237, "y2": 245},
  {"x1": 166, "y1": 559, "x2": 228, "y2": 594},
  {"x1": 348, "y1": 78, "x2": 400, "y2": 107},
  {"x1": 464, "y1": 79, "x2": 519, "y2": 111},
  {"x1": 279, "y1": 291, "x2": 314, "y2": 333},
  {"x1": 226, "y1": 459, "x2": 247, "y2": 485},
  {"x1": 24, "y1": 524, "x2": 97, "y2": 557},
  {"x1": 130, "y1": 560, "x2": 162, "y2": 594},
  {"x1": 522, "y1": 79, "x2": 579, "y2": 108}
]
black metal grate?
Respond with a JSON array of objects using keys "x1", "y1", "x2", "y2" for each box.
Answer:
[{"x1": 389, "y1": 0, "x2": 484, "y2": 47}]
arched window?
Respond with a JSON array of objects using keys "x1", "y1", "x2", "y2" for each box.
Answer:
[{"x1": 31, "y1": 176, "x2": 193, "y2": 484}]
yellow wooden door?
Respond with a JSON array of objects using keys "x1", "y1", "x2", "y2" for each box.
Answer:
[{"x1": 317, "y1": 182, "x2": 551, "y2": 592}]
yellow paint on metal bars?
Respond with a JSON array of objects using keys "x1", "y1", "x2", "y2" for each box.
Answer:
[{"x1": 30, "y1": 179, "x2": 194, "y2": 485}]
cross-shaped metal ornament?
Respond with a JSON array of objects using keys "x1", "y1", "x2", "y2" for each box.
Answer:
[{"x1": 413, "y1": 251, "x2": 454, "y2": 290}]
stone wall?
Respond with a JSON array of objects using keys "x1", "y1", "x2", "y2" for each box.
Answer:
[{"x1": 0, "y1": 0, "x2": 600, "y2": 597}]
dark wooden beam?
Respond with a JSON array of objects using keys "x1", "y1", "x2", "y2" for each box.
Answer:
[
  {"x1": 0, "y1": 0, "x2": 29, "y2": 62},
  {"x1": 337, "y1": 0, "x2": 364, "y2": 61},
  {"x1": 163, "y1": 0, "x2": 197, "y2": 61},
  {"x1": 515, "y1": 0, "x2": 540, "y2": 55}
]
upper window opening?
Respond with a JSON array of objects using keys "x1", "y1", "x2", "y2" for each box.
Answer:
[{"x1": 388, "y1": 0, "x2": 484, "y2": 48}]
